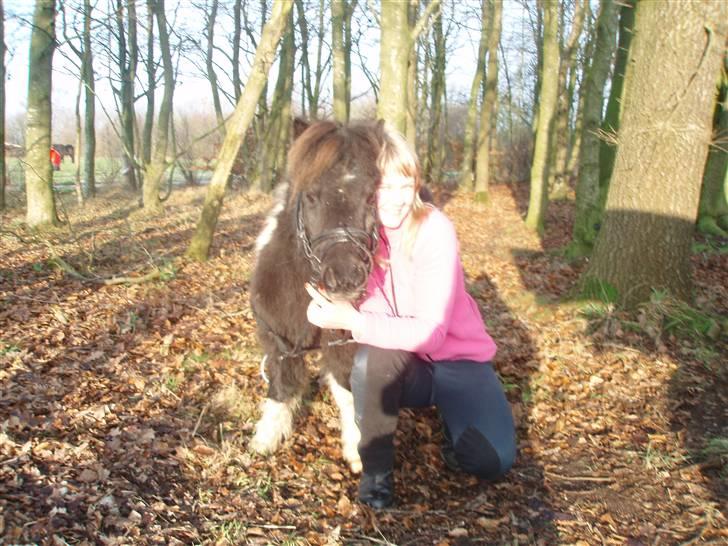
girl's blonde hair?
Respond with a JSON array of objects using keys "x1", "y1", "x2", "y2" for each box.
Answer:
[{"x1": 377, "y1": 125, "x2": 432, "y2": 258}]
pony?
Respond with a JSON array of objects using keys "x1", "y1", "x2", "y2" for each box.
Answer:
[{"x1": 249, "y1": 119, "x2": 385, "y2": 472}]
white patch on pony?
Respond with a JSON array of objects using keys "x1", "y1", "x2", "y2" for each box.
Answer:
[
  {"x1": 342, "y1": 173, "x2": 356, "y2": 182},
  {"x1": 255, "y1": 182, "x2": 289, "y2": 254},
  {"x1": 250, "y1": 397, "x2": 299, "y2": 454},
  {"x1": 325, "y1": 373, "x2": 362, "y2": 473}
]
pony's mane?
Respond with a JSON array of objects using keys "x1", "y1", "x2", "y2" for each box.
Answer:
[{"x1": 286, "y1": 120, "x2": 381, "y2": 198}]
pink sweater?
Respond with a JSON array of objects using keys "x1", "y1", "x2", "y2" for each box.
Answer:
[{"x1": 352, "y1": 207, "x2": 497, "y2": 363}]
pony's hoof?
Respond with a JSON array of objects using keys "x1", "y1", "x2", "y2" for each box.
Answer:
[
  {"x1": 343, "y1": 443, "x2": 362, "y2": 473},
  {"x1": 249, "y1": 398, "x2": 296, "y2": 454},
  {"x1": 348, "y1": 457, "x2": 363, "y2": 474},
  {"x1": 249, "y1": 429, "x2": 281, "y2": 454}
]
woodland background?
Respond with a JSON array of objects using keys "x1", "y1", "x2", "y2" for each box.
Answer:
[{"x1": 0, "y1": 0, "x2": 727, "y2": 544}]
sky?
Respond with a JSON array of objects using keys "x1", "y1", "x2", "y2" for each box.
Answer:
[{"x1": 2, "y1": 1, "x2": 535, "y2": 135}]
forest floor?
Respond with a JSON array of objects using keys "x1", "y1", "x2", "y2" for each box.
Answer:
[{"x1": 1, "y1": 182, "x2": 726, "y2": 545}]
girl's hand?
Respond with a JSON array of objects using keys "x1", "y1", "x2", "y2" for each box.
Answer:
[{"x1": 305, "y1": 284, "x2": 362, "y2": 332}]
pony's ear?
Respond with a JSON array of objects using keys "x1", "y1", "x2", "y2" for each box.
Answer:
[{"x1": 293, "y1": 117, "x2": 310, "y2": 140}]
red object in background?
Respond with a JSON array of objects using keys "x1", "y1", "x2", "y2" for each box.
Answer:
[{"x1": 50, "y1": 147, "x2": 62, "y2": 171}]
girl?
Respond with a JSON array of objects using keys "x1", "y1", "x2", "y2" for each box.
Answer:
[{"x1": 305, "y1": 126, "x2": 515, "y2": 508}]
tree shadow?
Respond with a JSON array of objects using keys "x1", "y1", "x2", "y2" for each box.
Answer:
[{"x1": 508, "y1": 208, "x2": 728, "y2": 543}]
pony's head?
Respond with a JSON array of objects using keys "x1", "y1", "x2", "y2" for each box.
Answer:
[{"x1": 288, "y1": 120, "x2": 383, "y2": 300}]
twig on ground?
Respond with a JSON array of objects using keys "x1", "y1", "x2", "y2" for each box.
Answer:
[{"x1": 544, "y1": 470, "x2": 616, "y2": 483}]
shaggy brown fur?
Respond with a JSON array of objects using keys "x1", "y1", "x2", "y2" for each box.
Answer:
[{"x1": 250, "y1": 120, "x2": 385, "y2": 403}]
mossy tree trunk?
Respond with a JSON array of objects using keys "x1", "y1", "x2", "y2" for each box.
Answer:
[
  {"x1": 25, "y1": 0, "x2": 57, "y2": 228},
  {"x1": 568, "y1": 0, "x2": 618, "y2": 257},
  {"x1": 459, "y1": 0, "x2": 488, "y2": 190},
  {"x1": 116, "y1": 0, "x2": 136, "y2": 192},
  {"x1": 598, "y1": 0, "x2": 634, "y2": 191},
  {"x1": 697, "y1": 53, "x2": 728, "y2": 237},
  {"x1": 257, "y1": 9, "x2": 295, "y2": 193},
  {"x1": 378, "y1": 0, "x2": 440, "y2": 133},
  {"x1": 142, "y1": 0, "x2": 155, "y2": 167},
  {"x1": 473, "y1": 0, "x2": 503, "y2": 202},
  {"x1": 584, "y1": 0, "x2": 727, "y2": 308},
  {"x1": 548, "y1": 0, "x2": 585, "y2": 200},
  {"x1": 143, "y1": 0, "x2": 174, "y2": 214},
  {"x1": 187, "y1": 0, "x2": 294, "y2": 261},
  {"x1": 524, "y1": 0, "x2": 559, "y2": 233}
]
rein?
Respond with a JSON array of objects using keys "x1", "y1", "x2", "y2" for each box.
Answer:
[{"x1": 295, "y1": 192, "x2": 379, "y2": 285}]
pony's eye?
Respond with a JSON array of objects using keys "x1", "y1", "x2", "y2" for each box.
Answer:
[{"x1": 305, "y1": 192, "x2": 318, "y2": 205}]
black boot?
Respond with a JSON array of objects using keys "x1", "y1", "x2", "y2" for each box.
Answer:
[{"x1": 358, "y1": 471, "x2": 394, "y2": 509}]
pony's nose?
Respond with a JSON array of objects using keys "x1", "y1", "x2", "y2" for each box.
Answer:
[{"x1": 321, "y1": 262, "x2": 368, "y2": 296}]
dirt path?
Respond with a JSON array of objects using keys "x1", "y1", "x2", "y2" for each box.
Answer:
[{"x1": 1, "y1": 185, "x2": 725, "y2": 545}]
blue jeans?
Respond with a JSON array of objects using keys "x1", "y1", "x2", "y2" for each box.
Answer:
[{"x1": 351, "y1": 346, "x2": 516, "y2": 479}]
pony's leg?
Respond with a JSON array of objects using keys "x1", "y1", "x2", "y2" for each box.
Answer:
[
  {"x1": 323, "y1": 368, "x2": 362, "y2": 474},
  {"x1": 250, "y1": 353, "x2": 307, "y2": 454}
]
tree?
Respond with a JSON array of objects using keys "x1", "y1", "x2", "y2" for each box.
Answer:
[
  {"x1": 697, "y1": 54, "x2": 728, "y2": 237},
  {"x1": 142, "y1": 0, "x2": 155, "y2": 167},
  {"x1": 187, "y1": 0, "x2": 294, "y2": 261},
  {"x1": 598, "y1": 0, "x2": 634, "y2": 190},
  {"x1": 83, "y1": 0, "x2": 96, "y2": 196},
  {"x1": 256, "y1": 7, "x2": 295, "y2": 193},
  {"x1": 142, "y1": 0, "x2": 174, "y2": 213},
  {"x1": 524, "y1": 0, "x2": 559, "y2": 233},
  {"x1": 583, "y1": 0, "x2": 727, "y2": 308},
  {"x1": 378, "y1": 0, "x2": 440, "y2": 133},
  {"x1": 0, "y1": 0, "x2": 5, "y2": 210},
  {"x1": 548, "y1": 0, "x2": 585, "y2": 200},
  {"x1": 423, "y1": 4, "x2": 445, "y2": 184},
  {"x1": 204, "y1": 0, "x2": 224, "y2": 131},
  {"x1": 473, "y1": 0, "x2": 503, "y2": 202},
  {"x1": 568, "y1": 0, "x2": 618, "y2": 257},
  {"x1": 25, "y1": 0, "x2": 57, "y2": 228},
  {"x1": 459, "y1": 0, "x2": 488, "y2": 189},
  {"x1": 332, "y1": 0, "x2": 355, "y2": 122}
]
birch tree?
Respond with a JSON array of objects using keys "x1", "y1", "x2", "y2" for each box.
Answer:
[
  {"x1": 584, "y1": 0, "x2": 727, "y2": 307},
  {"x1": 187, "y1": 0, "x2": 294, "y2": 261},
  {"x1": 25, "y1": 0, "x2": 57, "y2": 228}
]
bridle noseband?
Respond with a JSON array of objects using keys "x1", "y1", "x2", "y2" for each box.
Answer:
[{"x1": 295, "y1": 192, "x2": 379, "y2": 284}]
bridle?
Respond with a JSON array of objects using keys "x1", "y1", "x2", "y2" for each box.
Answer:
[{"x1": 295, "y1": 192, "x2": 379, "y2": 285}]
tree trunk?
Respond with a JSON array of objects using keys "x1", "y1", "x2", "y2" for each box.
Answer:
[
  {"x1": 584, "y1": 0, "x2": 727, "y2": 308},
  {"x1": 331, "y1": 0, "x2": 348, "y2": 122},
  {"x1": 378, "y1": 1, "x2": 409, "y2": 132},
  {"x1": 257, "y1": 10, "x2": 294, "y2": 193},
  {"x1": 568, "y1": 0, "x2": 618, "y2": 257},
  {"x1": 142, "y1": 1, "x2": 155, "y2": 167},
  {"x1": 206, "y1": 0, "x2": 224, "y2": 131},
  {"x1": 83, "y1": 0, "x2": 96, "y2": 197},
  {"x1": 459, "y1": 0, "x2": 488, "y2": 189},
  {"x1": 548, "y1": 0, "x2": 585, "y2": 200},
  {"x1": 187, "y1": 0, "x2": 294, "y2": 261},
  {"x1": 405, "y1": 0, "x2": 419, "y2": 144},
  {"x1": 474, "y1": 0, "x2": 503, "y2": 202},
  {"x1": 25, "y1": 0, "x2": 57, "y2": 228},
  {"x1": 697, "y1": 54, "x2": 728, "y2": 237},
  {"x1": 524, "y1": 0, "x2": 559, "y2": 233},
  {"x1": 232, "y1": 0, "x2": 242, "y2": 102},
  {"x1": 74, "y1": 75, "x2": 84, "y2": 205},
  {"x1": 599, "y1": 0, "x2": 634, "y2": 190},
  {"x1": 143, "y1": 0, "x2": 174, "y2": 213},
  {"x1": 0, "y1": 0, "x2": 5, "y2": 210},
  {"x1": 424, "y1": 9, "x2": 445, "y2": 184}
]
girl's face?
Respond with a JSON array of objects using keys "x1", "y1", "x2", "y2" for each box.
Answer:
[{"x1": 377, "y1": 168, "x2": 416, "y2": 230}]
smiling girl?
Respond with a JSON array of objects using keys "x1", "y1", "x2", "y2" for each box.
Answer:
[{"x1": 305, "y1": 125, "x2": 515, "y2": 509}]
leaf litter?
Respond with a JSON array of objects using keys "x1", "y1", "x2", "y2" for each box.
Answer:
[{"x1": 0, "y1": 184, "x2": 726, "y2": 545}]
